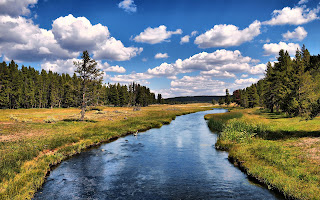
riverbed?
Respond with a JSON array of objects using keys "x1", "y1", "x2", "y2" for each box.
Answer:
[{"x1": 33, "y1": 108, "x2": 283, "y2": 199}]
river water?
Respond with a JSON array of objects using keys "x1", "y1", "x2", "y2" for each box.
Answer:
[{"x1": 33, "y1": 108, "x2": 283, "y2": 200}]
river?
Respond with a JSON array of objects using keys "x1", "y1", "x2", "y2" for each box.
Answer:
[{"x1": 33, "y1": 108, "x2": 283, "y2": 200}]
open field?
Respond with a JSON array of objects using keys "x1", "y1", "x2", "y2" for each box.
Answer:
[
  {"x1": 205, "y1": 107, "x2": 320, "y2": 200},
  {"x1": 0, "y1": 103, "x2": 213, "y2": 200}
]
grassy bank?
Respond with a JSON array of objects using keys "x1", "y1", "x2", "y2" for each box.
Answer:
[
  {"x1": 205, "y1": 108, "x2": 320, "y2": 200},
  {"x1": 0, "y1": 103, "x2": 213, "y2": 200}
]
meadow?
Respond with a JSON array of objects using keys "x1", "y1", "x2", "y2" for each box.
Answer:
[
  {"x1": 205, "y1": 107, "x2": 320, "y2": 200},
  {"x1": 0, "y1": 103, "x2": 213, "y2": 200}
]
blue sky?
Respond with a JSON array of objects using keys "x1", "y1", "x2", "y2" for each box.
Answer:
[{"x1": 0, "y1": 0, "x2": 319, "y2": 97}]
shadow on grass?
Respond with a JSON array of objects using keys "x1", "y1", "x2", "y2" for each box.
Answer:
[
  {"x1": 62, "y1": 118, "x2": 98, "y2": 123},
  {"x1": 254, "y1": 109, "x2": 290, "y2": 119},
  {"x1": 259, "y1": 130, "x2": 320, "y2": 140}
]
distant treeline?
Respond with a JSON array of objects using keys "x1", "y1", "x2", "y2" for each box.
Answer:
[
  {"x1": 0, "y1": 60, "x2": 158, "y2": 109},
  {"x1": 233, "y1": 45, "x2": 320, "y2": 119},
  {"x1": 164, "y1": 95, "x2": 225, "y2": 104}
]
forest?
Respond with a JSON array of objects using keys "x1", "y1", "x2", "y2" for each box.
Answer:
[
  {"x1": 0, "y1": 60, "x2": 158, "y2": 109},
  {"x1": 233, "y1": 45, "x2": 320, "y2": 119}
]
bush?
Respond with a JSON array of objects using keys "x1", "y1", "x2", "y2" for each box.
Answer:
[
  {"x1": 87, "y1": 106, "x2": 104, "y2": 111},
  {"x1": 44, "y1": 117, "x2": 56, "y2": 123}
]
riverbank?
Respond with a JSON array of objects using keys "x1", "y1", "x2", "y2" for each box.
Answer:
[
  {"x1": 0, "y1": 103, "x2": 213, "y2": 200},
  {"x1": 205, "y1": 108, "x2": 320, "y2": 200}
]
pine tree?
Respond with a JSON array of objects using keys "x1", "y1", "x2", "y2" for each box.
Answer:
[
  {"x1": 74, "y1": 51, "x2": 103, "y2": 120},
  {"x1": 225, "y1": 89, "x2": 231, "y2": 107}
]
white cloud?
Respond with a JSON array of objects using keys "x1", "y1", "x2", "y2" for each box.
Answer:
[
  {"x1": 0, "y1": 0, "x2": 37, "y2": 17},
  {"x1": 200, "y1": 70, "x2": 236, "y2": 78},
  {"x1": 133, "y1": 25, "x2": 182, "y2": 44},
  {"x1": 51, "y1": 14, "x2": 142, "y2": 61},
  {"x1": 249, "y1": 63, "x2": 267, "y2": 74},
  {"x1": 263, "y1": 6, "x2": 319, "y2": 25},
  {"x1": 282, "y1": 26, "x2": 307, "y2": 41},
  {"x1": 109, "y1": 72, "x2": 153, "y2": 85},
  {"x1": 241, "y1": 74, "x2": 249, "y2": 78},
  {"x1": 194, "y1": 20, "x2": 261, "y2": 48},
  {"x1": 147, "y1": 62, "x2": 178, "y2": 76},
  {"x1": 99, "y1": 63, "x2": 126, "y2": 73},
  {"x1": 191, "y1": 31, "x2": 198, "y2": 37},
  {"x1": 118, "y1": 0, "x2": 137, "y2": 13},
  {"x1": 180, "y1": 35, "x2": 190, "y2": 44},
  {"x1": 235, "y1": 78, "x2": 260, "y2": 85},
  {"x1": 298, "y1": 0, "x2": 308, "y2": 5},
  {"x1": 41, "y1": 59, "x2": 80, "y2": 75},
  {"x1": 154, "y1": 74, "x2": 263, "y2": 98},
  {"x1": 93, "y1": 37, "x2": 143, "y2": 61},
  {"x1": 0, "y1": 14, "x2": 142, "y2": 62},
  {"x1": 52, "y1": 14, "x2": 110, "y2": 52},
  {"x1": 263, "y1": 42, "x2": 300, "y2": 56},
  {"x1": 0, "y1": 15, "x2": 77, "y2": 62},
  {"x1": 142, "y1": 58, "x2": 147, "y2": 62},
  {"x1": 147, "y1": 49, "x2": 260, "y2": 77},
  {"x1": 169, "y1": 75, "x2": 227, "y2": 96},
  {"x1": 155, "y1": 53, "x2": 169, "y2": 59}
]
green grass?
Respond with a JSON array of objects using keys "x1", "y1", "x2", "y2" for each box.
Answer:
[
  {"x1": 206, "y1": 108, "x2": 320, "y2": 200},
  {"x1": 205, "y1": 112, "x2": 243, "y2": 132},
  {"x1": 0, "y1": 103, "x2": 213, "y2": 200}
]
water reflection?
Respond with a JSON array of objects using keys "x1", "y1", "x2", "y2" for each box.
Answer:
[{"x1": 34, "y1": 109, "x2": 283, "y2": 200}]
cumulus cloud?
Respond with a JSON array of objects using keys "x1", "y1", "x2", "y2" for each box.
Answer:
[
  {"x1": 154, "y1": 53, "x2": 169, "y2": 59},
  {"x1": 263, "y1": 6, "x2": 319, "y2": 25},
  {"x1": 118, "y1": 0, "x2": 137, "y2": 13},
  {"x1": 200, "y1": 70, "x2": 236, "y2": 78},
  {"x1": 153, "y1": 74, "x2": 263, "y2": 98},
  {"x1": 51, "y1": 14, "x2": 143, "y2": 61},
  {"x1": 0, "y1": 13, "x2": 143, "y2": 63},
  {"x1": 0, "y1": 0, "x2": 37, "y2": 17},
  {"x1": 41, "y1": 59, "x2": 80, "y2": 75},
  {"x1": 180, "y1": 35, "x2": 190, "y2": 44},
  {"x1": 0, "y1": 15, "x2": 77, "y2": 62},
  {"x1": 191, "y1": 31, "x2": 198, "y2": 37},
  {"x1": 109, "y1": 72, "x2": 153, "y2": 85},
  {"x1": 249, "y1": 63, "x2": 267, "y2": 74},
  {"x1": 133, "y1": 25, "x2": 182, "y2": 44},
  {"x1": 99, "y1": 62, "x2": 126, "y2": 73},
  {"x1": 169, "y1": 75, "x2": 227, "y2": 96},
  {"x1": 282, "y1": 26, "x2": 307, "y2": 41},
  {"x1": 194, "y1": 20, "x2": 261, "y2": 48},
  {"x1": 235, "y1": 78, "x2": 260, "y2": 85},
  {"x1": 298, "y1": 0, "x2": 308, "y2": 5},
  {"x1": 147, "y1": 49, "x2": 253, "y2": 78},
  {"x1": 52, "y1": 14, "x2": 110, "y2": 52},
  {"x1": 263, "y1": 42, "x2": 300, "y2": 56},
  {"x1": 93, "y1": 37, "x2": 143, "y2": 61}
]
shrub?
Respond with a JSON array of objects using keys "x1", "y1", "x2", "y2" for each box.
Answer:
[{"x1": 44, "y1": 117, "x2": 56, "y2": 123}]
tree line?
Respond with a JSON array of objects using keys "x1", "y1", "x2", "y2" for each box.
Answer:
[
  {"x1": 0, "y1": 60, "x2": 158, "y2": 109},
  {"x1": 233, "y1": 45, "x2": 320, "y2": 119}
]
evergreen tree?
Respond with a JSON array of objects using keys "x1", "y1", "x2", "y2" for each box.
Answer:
[
  {"x1": 157, "y1": 94, "x2": 162, "y2": 104},
  {"x1": 218, "y1": 98, "x2": 225, "y2": 105},
  {"x1": 74, "y1": 51, "x2": 103, "y2": 120},
  {"x1": 225, "y1": 89, "x2": 231, "y2": 107}
]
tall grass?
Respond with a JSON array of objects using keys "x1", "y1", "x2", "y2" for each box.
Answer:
[
  {"x1": 219, "y1": 118, "x2": 267, "y2": 143},
  {"x1": 206, "y1": 112, "x2": 243, "y2": 132}
]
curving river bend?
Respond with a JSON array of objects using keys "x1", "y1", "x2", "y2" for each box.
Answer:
[{"x1": 34, "y1": 108, "x2": 283, "y2": 200}]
